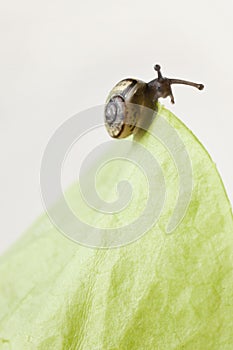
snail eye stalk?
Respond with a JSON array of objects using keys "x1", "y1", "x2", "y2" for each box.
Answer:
[{"x1": 151, "y1": 64, "x2": 204, "y2": 104}]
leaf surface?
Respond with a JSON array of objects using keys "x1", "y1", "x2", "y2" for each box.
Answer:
[{"x1": 0, "y1": 105, "x2": 232, "y2": 349}]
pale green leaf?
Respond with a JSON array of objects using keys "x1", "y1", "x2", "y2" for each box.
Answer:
[{"x1": 0, "y1": 104, "x2": 232, "y2": 349}]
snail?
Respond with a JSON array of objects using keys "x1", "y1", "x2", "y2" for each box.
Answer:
[{"x1": 104, "y1": 65, "x2": 204, "y2": 138}]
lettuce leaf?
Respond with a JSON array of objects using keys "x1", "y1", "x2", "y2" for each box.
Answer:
[{"x1": 0, "y1": 104, "x2": 232, "y2": 349}]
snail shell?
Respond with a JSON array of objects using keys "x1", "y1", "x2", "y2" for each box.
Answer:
[{"x1": 104, "y1": 78, "x2": 156, "y2": 138}]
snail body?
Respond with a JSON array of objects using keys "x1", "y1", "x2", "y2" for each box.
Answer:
[{"x1": 104, "y1": 65, "x2": 204, "y2": 138}]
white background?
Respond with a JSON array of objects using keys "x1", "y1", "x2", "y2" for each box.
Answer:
[{"x1": 0, "y1": 0, "x2": 232, "y2": 254}]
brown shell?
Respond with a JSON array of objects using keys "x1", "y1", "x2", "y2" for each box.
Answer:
[{"x1": 105, "y1": 78, "x2": 156, "y2": 138}]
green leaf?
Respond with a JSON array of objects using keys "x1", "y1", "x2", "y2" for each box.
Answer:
[{"x1": 0, "y1": 104, "x2": 233, "y2": 349}]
